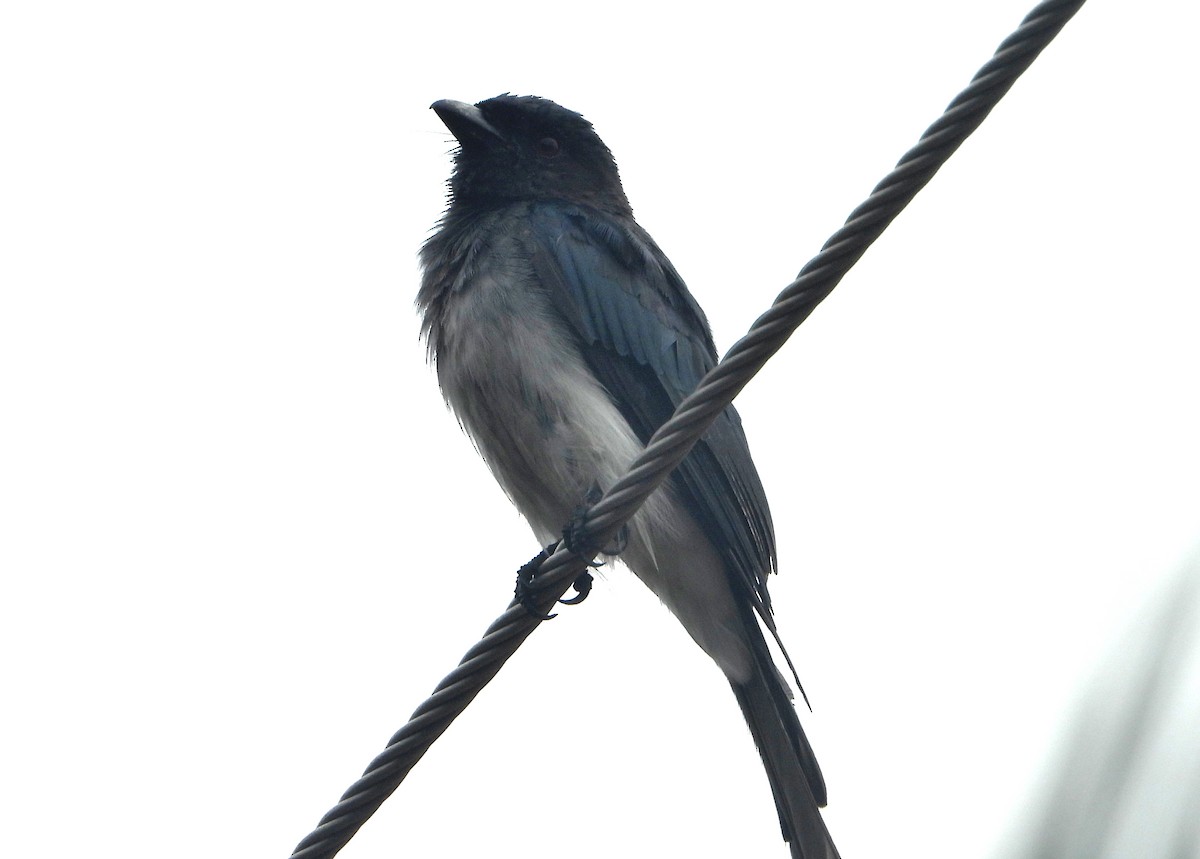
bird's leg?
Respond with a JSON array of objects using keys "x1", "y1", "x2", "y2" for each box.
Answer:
[
  {"x1": 513, "y1": 545, "x2": 557, "y2": 620},
  {"x1": 563, "y1": 481, "x2": 630, "y2": 557},
  {"x1": 603, "y1": 523, "x2": 629, "y2": 556}
]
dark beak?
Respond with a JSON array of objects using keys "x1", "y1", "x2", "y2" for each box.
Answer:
[{"x1": 431, "y1": 99, "x2": 505, "y2": 146}]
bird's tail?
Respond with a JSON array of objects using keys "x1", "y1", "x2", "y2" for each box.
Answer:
[{"x1": 730, "y1": 615, "x2": 840, "y2": 859}]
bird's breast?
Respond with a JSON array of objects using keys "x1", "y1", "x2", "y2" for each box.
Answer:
[{"x1": 428, "y1": 253, "x2": 648, "y2": 544}]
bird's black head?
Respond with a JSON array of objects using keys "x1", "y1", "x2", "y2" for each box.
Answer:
[{"x1": 432, "y1": 94, "x2": 632, "y2": 217}]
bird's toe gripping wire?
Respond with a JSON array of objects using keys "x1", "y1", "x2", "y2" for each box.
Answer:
[{"x1": 514, "y1": 546, "x2": 557, "y2": 620}]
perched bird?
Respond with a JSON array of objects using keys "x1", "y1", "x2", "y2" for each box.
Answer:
[{"x1": 419, "y1": 94, "x2": 838, "y2": 859}]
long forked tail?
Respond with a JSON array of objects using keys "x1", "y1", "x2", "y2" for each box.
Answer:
[{"x1": 729, "y1": 622, "x2": 840, "y2": 859}]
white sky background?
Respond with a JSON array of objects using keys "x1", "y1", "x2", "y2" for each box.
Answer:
[{"x1": 2, "y1": 2, "x2": 1198, "y2": 857}]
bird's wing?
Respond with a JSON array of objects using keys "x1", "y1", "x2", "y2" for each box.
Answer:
[{"x1": 526, "y1": 203, "x2": 779, "y2": 621}]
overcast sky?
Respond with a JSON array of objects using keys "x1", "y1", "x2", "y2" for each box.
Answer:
[{"x1": 3, "y1": 2, "x2": 1198, "y2": 857}]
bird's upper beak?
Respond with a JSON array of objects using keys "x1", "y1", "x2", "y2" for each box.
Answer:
[{"x1": 431, "y1": 99, "x2": 505, "y2": 146}]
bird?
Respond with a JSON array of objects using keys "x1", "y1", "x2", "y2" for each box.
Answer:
[{"x1": 419, "y1": 94, "x2": 839, "y2": 859}]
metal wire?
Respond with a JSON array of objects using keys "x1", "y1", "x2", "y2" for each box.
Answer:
[{"x1": 288, "y1": 1, "x2": 1087, "y2": 855}]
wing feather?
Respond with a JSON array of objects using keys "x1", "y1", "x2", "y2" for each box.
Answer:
[{"x1": 526, "y1": 203, "x2": 780, "y2": 621}]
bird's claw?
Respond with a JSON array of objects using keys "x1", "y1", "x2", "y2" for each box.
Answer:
[{"x1": 559, "y1": 571, "x2": 594, "y2": 605}]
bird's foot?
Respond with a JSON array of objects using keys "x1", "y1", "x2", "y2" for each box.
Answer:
[
  {"x1": 514, "y1": 542, "x2": 595, "y2": 615},
  {"x1": 563, "y1": 482, "x2": 629, "y2": 560}
]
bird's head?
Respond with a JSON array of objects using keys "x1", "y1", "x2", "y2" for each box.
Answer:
[{"x1": 432, "y1": 94, "x2": 632, "y2": 216}]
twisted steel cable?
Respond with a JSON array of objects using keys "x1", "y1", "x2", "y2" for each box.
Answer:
[{"x1": 289, "y1": 1, "x2": 1086, "y2": 856}]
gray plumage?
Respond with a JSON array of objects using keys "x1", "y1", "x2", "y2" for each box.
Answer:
[{"x1": 419, "y1": 94, "x2": 838, "y2": 859}]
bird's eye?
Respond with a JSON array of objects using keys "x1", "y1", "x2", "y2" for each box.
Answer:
[{"x1": 536, "y1": 137, "x2": 560, "y2": 158}]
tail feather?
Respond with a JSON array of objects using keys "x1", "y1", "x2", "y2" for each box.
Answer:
[{"x1": 730, "y1": 616, "x2": 840, "y2": 859}]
